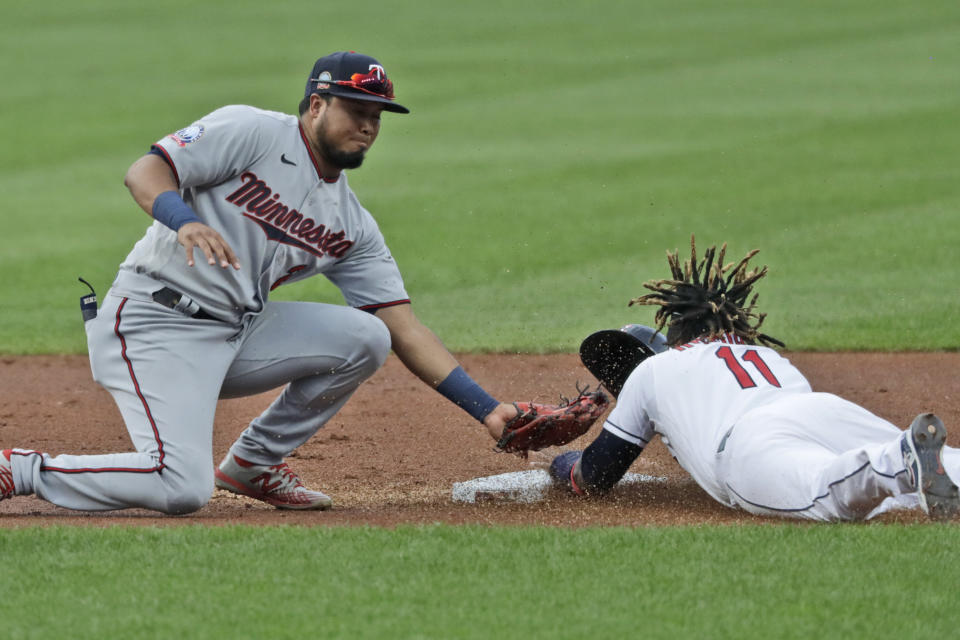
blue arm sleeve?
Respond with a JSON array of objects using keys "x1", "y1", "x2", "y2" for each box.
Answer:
[
  {"x1": 436, "y1": 366, "x2": 500, "y2": 422},
  {"x1": 152, "y1": 191, "x2": 202, "y2": 231}
]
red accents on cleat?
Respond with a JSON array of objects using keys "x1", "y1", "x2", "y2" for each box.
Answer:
[
  {"x1": 1, "y1": 449, "x2": 15, "y2": 500},
  {"x1": 214, "y1": 454, "x2": 332, "y2": 510}
]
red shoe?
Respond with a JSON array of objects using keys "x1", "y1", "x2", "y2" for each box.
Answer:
[
  {"x1": 214, "y1": 454, "x2": 332, "y2": 510},
  {"x1": 1, "y1": 449, "x2": 15, "y2": 500}
]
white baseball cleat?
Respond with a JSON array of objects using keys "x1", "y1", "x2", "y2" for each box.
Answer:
[
  {"x1": 214, "y1": 454, "x2": 333, "y2": 510},
  {"x1": 900, "y1": 413, "x2": 960, "y2": 521},
  {"x1": 1, "y1": 449, "x2": 15, "y2": 501}
]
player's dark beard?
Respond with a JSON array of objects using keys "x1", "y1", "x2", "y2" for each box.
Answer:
[{"x1": 316, "y1": 121, "x2": 365, "y2": 170}]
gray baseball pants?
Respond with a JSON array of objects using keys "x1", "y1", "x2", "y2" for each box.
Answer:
[{"x1": 8, "y1": 272, "x2": 390, "y2": 513}]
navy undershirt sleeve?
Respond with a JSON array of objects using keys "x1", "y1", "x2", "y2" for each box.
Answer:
[{"x1": 580, "y1": 429, "x2": 645, "y2": 493}]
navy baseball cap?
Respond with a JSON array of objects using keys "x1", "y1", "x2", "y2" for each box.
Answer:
[{"x1": 304, "y1": 51, "x2": 409, "y2": 114}]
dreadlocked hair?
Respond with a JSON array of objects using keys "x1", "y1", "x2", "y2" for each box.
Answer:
[{"x1": 629, "y1": 235, "x2": 785, "y2": 348}]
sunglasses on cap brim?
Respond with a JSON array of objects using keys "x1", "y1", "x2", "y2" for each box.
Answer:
[{"x1": 310, "y1": 70, "x2": 395, "y2": 100}]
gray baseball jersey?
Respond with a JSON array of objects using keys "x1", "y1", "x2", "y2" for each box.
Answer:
[
  {"x1": 126, "y1": 104, "x2": 408, "y2": 320},
  {"x1": 7, "y1": 105, "x2": 405, "y2": 513}
]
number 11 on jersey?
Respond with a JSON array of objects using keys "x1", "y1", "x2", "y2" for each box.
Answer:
[{"x1": 715, "y1": 346, "x2": 781, "y2": 389}]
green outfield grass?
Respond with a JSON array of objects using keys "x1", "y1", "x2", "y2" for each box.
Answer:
[
  {"x1": 1, "y1": 0, "x2": 958, "y2": 353},
  {"x1": 2, "y1": 524, "x2": 959, "y2": 639},
  {"x1": 2, "y1": 4, "x2": 959, "y2": 638}
]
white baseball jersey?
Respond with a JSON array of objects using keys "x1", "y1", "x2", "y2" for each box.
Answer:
[
  {"x1": 124, "y1": 105, "x2": 408, "y2": 321},
  {"x1": 605, "y1": 334, "x2": 935, "y2": 521}
]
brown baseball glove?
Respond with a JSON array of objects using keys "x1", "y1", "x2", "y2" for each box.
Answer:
[{"x1": 496, "y1": 386, "x2": 610, "y2": 458}]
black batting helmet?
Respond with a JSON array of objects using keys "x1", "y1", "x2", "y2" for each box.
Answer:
[{"x1": 579, "y1": 324, "x2": 668, "y2": 397}]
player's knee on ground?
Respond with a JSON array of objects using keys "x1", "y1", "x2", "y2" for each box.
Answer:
[
  {"x1": 162, "y1": 486, "x2": 212, "y2": 515},
  {"x1": 158, "y1": 458, "x2": 215, "y2": 515}
]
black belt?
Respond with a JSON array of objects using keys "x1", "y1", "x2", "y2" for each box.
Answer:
[{"x1": 151, "y1": 287, "x2": 220, "y2": 321}]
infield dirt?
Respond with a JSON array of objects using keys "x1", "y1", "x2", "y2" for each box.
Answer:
[{"x1": 1, "y1": 352, "x2": 957, "y2": 527}]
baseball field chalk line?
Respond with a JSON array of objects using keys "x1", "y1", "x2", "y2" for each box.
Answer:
[{"x1": 452, "y1": 469, "x2": 666, "y2": 504}]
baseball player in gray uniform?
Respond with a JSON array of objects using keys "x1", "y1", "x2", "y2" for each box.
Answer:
[
  {"x1": 0, "y1": 51, "x2": 518, "y2": 513},
  {"x1": 553, "y1": 239, "x2": 960, "y2": 522}
]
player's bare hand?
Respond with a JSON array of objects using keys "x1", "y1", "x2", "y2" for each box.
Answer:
[
  {"x1": 177, "y1": 222, "x2": 241, "y2": 269},
  {"x1": 483, "y1": 402, "x2": 520, "y2": 441}
]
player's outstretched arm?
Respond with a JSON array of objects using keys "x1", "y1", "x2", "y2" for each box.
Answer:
[
  {"x1": 480, "y1": 404, "x2": 522, "y2": 442},
  {"x1": 374, "y1": 304, "x2": 516, "y2": 441},
  {"x1": 124, "y1": 155, "x2": 240, "y2": 269},
  {"x1": 550, "y1": 430, "x2": 644, "y2": 494}
]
